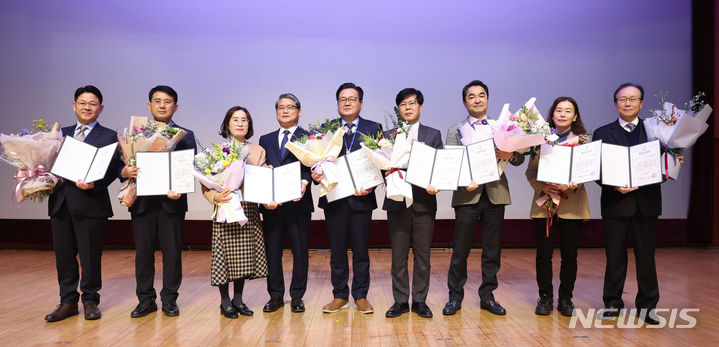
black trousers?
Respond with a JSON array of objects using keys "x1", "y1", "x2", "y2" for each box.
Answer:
[
  {"x1": 263, "y1": 208, "x2": 311, "y2": 299},
  {"x1": 533, "y1": 217, "x2": 582, "y2": 300},
  {"x1": 131, "y1": 199, "x2": 185, "y2": 303},
  {"x1": 602, "y1": 215, "x2": 659, "y2": 310},
  {"x1": 324, "y1": 199, "x2": 372, "y2": 300},
  {"x1": 387, "y1": 209, "x2": 435, "y2": 304},
  {"x1": 50, "y1": 204, "x2": 107, "y2": 304},
  {"x1": 447, "y1": 192, "x2": 504, "y2": 302}
]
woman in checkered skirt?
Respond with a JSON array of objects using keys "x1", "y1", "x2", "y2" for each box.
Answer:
[{"x1": 202, "y1": 106, "x2": 268, "y2": 318}]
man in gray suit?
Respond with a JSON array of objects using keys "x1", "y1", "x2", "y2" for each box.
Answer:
[{"x1": 442, "y1": 80, "x2": 524, "y2": 316}]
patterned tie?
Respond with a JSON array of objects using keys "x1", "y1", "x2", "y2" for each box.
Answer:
[
  {"x1": 626, "y1": 123, "x2": 636, "y2": 132},
  {"x1": 75, "y1": 125, "x2": 87, "y2": 141},
  {"x1": 280, "y1": 129, "x2": 290, "y2": 158},
  {"x1": 345, "y1": 122, "x2": 354, "y2": 136}
]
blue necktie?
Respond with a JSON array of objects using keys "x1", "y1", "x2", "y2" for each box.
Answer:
[{"x1": 280, "y1": 129, "x2": 290, "y2": 158}]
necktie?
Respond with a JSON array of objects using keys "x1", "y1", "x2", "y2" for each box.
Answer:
[
  {"x1": 626, "y1": 123, "x2": 636, "y2": 132},
  {"x1": 280, "y1": 129, "x2": 290, "y2": 158},
  {"x1": 75, "y1": 125, "x2": 87, "y2": 141},
  {"x1": 345, "y1": 122, "x2": 354, "y2": 136}
]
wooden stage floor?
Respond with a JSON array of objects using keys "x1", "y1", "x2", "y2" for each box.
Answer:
[{"x1": 0, "y1": 248, "x2": 717, "y2": 346}]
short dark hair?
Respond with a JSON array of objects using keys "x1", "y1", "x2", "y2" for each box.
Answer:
[
  {"x1": 74, "y1": 85, "x2": 103, "y2": 104},
  {"x1": 275, "y1": 93, "x2": 301, "y2": 110},
  {"x1": 613, "y1": 82, "x2": 644, "y2": 102},
  {"x1": 336, "y1": 82, "x2": 364, "y2": 102},
  {"x1": 220, "y1": 106, "x2": 254, "y2": 140},
  {"x1": 148, "y1": 85, "x2": 178, "y2": 103},
  {"x1": 546, "y1": 96, "x2": 587, "y2": 135},
  {"x1": 395, "y1": 88, "x2": 424, "y2": 106},
  {"x1": 462, "y1": 80, "x2": 489, "y2": 102}
]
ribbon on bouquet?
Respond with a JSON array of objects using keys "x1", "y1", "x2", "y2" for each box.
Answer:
[
  {"x1": 660, "y1": 148, "x2": 683, "y2": 180},
  {"x1": 385, "y1": 168, "x2": 413, "y2": 207},
  {"x1": 534, "y1": 190, "x2": 568, "y2": 238},
  {"x1": 212, "y1": 189, "x2": 248, "y2": 225},
  {"x1": 385, "y1": 167, "x2": 404, "y2": 179},
  {"x1": 13, "y1": 165, "x2": 58, "y2": 203},
  {"x1": 311, "y1": 157, "x2": 338, "y2": 196}
]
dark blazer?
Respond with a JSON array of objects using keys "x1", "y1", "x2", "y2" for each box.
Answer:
[
  {"x1": 382, "y1": 123, "x2": 443, "y2": 213},
  {"x1": 593, "y1": 119, "x2": 661, "y2": 217},
  {"x1": 48, "y1": 123, "x2": 121, "y2": 218},
  {"x1": 318, "y1": 116, "x2": 383, "y2": 211},
  {"x1": 258, "y1": 126, "x2": 314, "y2": 213},
  {"x1": 129, "y1": 122, "x2": 197, "y2": 215}
]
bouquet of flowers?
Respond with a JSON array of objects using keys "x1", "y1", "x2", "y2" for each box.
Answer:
[
  {"x1": 360, "y1": 108, "x2": 414, "y2": 206},
  {"x1": 0, "y1": 120, "x2": 63, "y2": 203},
  {"x1": 643, "y1": 92, "x2": 712, "y2": 179},
  {"x1": 284, "y1": 118, "x2": 346, "y2": 196},
  {"x1": 192, "y1": 141, "x2": 250, "y2": 224},
  {"x1": 493, "y1": 97, "x2": 558, "y2": 153},
  {"x1": 116, "y1": 116, "x2": 188, "y2": 206}
]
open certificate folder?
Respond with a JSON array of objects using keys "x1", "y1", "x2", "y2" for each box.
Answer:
[
  {"x1": 601, "y1": 140, "x2": 662, "y2": 188},
  {"x1": 326, "y1": 149, "x2": 384, "y2": 203},
  {"x1": 405, "y1": 142, "x2": 464, "y2": 191},
  {"x1": 446, "y1": 139, "x2": 500, "y2": 187},
  {"x1": 537, "y1": 141, "x2": 602, "y2": 185},
  {"x1": 243, "y1": 162, "x2": 302, "y2": 204},
  {"x1": 51, "y1": 136, "x2": 118, "y2": 183},
  {"x1": 135, "y1": 149, "x2": 195, "y2": 196}
]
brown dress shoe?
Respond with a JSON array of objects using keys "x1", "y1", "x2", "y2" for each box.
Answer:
[
  {"x1": 45, "y1": 303, "x2": 79, "y2": 322},
  {"x1": 354, "y1": 299, "x2": 374, "y2": 314},
  {"x1": 322, "y1": 298, "x2": 349, "y2": 313},
  {"x1": 83, "y1": 302, "x2": 102, "y2": 320}
]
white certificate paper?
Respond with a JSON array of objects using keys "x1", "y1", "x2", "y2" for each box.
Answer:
[
  {"x1": 326, "y1": 150, "x2": 384, "y2": 203},
  {"x1": 136, "y1": 149, "x2": 196, "y2": 196},
  {"x1": 569, "y1": 141, "x2": 602, "y2": 184},
  {"x1": 601, "y1": 140, "x2": 661, "y2": 188},
  {"x1": 445, "y1": 145, "x2": 471, "y2": 186},
  {"x1": 538, "y1": 141, "x2": 602, "y2": 185},
  {"x1": 405, "y1": 142, "x2": 463, "y2": 191},
  {"x1": 465, "y1": 139, "x2": 500, "y2": 186},
  {"x1": 50, "y1": 136, "x2": 118, "y2": 183},
  {"x1": 243, "y1": 162, "x2": 301, "y2": 204}
]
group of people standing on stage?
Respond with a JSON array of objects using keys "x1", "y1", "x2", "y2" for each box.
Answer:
[{"x1": 43, "y1": 80, "x2": 671, "y2": 326}]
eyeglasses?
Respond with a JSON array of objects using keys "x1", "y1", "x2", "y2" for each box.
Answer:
[
  {"x1": 338, "y1": 97, "x2": 359, "y2": 104},
  {"x1": 277, "y1": 105, "x2": 298, "y2": 111},
  {"x1": 230, "y1": 118, "x2": 248, "y2": 124},
  {"x1": 76, "y1": 101, "x2": 99, "y2": 109},
  {"x1": 151, "y1": 99, "x2": 175, "y2": 106},
  {"x1": 399, "y1": 100, "x2": 419, "y2": 109},
  {"x1": 616, "y1": 97, "x2": 641, "y2": 104}
]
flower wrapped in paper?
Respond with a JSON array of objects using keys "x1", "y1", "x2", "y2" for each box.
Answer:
[
  {"x1": 643, "y1": 92, "x2": 713, "y2": 179},
  {"x1": 192, "y1": 141, "x2": 250, "y2": 224},
  {"x1": 359, "y1": 112, "x2": 413, "y2": 206},
  {"x1": 283, "y1": 118, "x2": 346, "y2": 196},
  {"x1": 0, "y1": 120, "x2": 63, "y2": 203},
  {"x1": 116, "y1": 116, "x2": 188, "y2": 206},
  {"x1": 493, "y1": 97, "x2": 558, "y2": 153}
]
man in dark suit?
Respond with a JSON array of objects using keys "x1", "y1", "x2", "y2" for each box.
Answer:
[
  {"x1": 312, "y1": 82, "x2": 382, "y2": 314},
  {"x1": 121, "y1": 85, "x2": 196, "y2": 318},
  {"x1": 258, "y1": 93, "x2": 314, "y2": 313},
  {"x1": 45, "y1": 85, "x2": 121, "y2": 322},
  {"x1": 593, "y1": 82, "x2": 669, "y2": 325},
  {"x1": 383, "y1": 88, "x2": 443, "y2": 319}
]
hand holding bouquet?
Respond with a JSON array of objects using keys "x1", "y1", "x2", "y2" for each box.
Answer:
[{"x1": 193, "y1": 141, "x2": 250, "y2": 224}]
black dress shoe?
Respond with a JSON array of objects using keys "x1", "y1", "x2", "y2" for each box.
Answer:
[
  {"x1": 130, "y1": 300, "x2": 157, "y2": 318},
  {"x1": 557, "y1": 298, "x2": 575, "y2": 317},
  {"x1": 385, "y1": 302, "x2": 409, "y2": 318},
  {"x1": 220, "y1": 304, "x2": 238, "y2": 319},
  {"x1": 442, "y1": 301, "x2": 461, "y2": 316},
  {"x1": 411, "y1": 302, "x2": 433, "y2": 318},
  {"x1": 162, "y1": 301, "x2": 180, "y2": 317},
  {"x1": 480, "y1": 299, "x2": 506, "y2": 315},
  {"x1": 535, "y1": 295, "x2": 553, "y2": 316},
  {"x1": 263, "y1": 297, "x2": 284, "y2": 312},
  {"x1": 45, "y1": 303, "x2": 79, "y2": 322},
  {"x1": 233, "y1": 302, "x2": 254, "y2": 316},
  {"x1": 599, "y1": 306, "x2": 622, "y2": 319},
  {"x1": 291, "y1": 297, "x2": 305, "y2": 313},
  {"x1": 83, "y1": 302, "x2": 102, "y2": 320},
  {"x1": 637, "y1": 308, "x2": 660, "y2": 325}
]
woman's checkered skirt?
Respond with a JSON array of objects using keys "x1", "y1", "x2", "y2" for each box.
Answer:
[{"x1": 210, "y1": 201, "x2": 268, "y2": 286}]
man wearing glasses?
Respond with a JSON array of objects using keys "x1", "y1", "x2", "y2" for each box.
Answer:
[
  {"x1": 45, "y1": 85, "x2": 122, "y2": 322},
  {"x1": 121, "y1": 85, "x2": 197, "y2": 318},
  {"x1": 312, "y1": 82, "x2": 382, "y2": 314},
  {"x1": 258, "y1": 93, "x2": 313, "y2": 313}
]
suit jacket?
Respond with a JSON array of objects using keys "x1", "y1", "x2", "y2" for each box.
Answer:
[
  {"x1": 258, "y1": 127, "x2": 314, "y2": 213},
  {"x1": 202, "y1": 142, "x2": 265, "y2": 207},
  {"x1": 383, "y1": 123, "x2": 443, "y2": 213},
  {"x1": 446, "y1": 117, "x2": 524, "y2": 207},
  {"x1": 525, "y1": 131, "x2": 590, "y2": 219},
  {"x1": 129, "y1": 122, "x2": 197, "y2": 215},
  {"x1": 318, "y1": 116, "x2": 382, "y2": 211},
  {"x1": 48, "y1": 123, "x2": 121, "y2": 218},
  {"x1": 592, "y1": 119, "x2": 661, "y2": 217}
]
